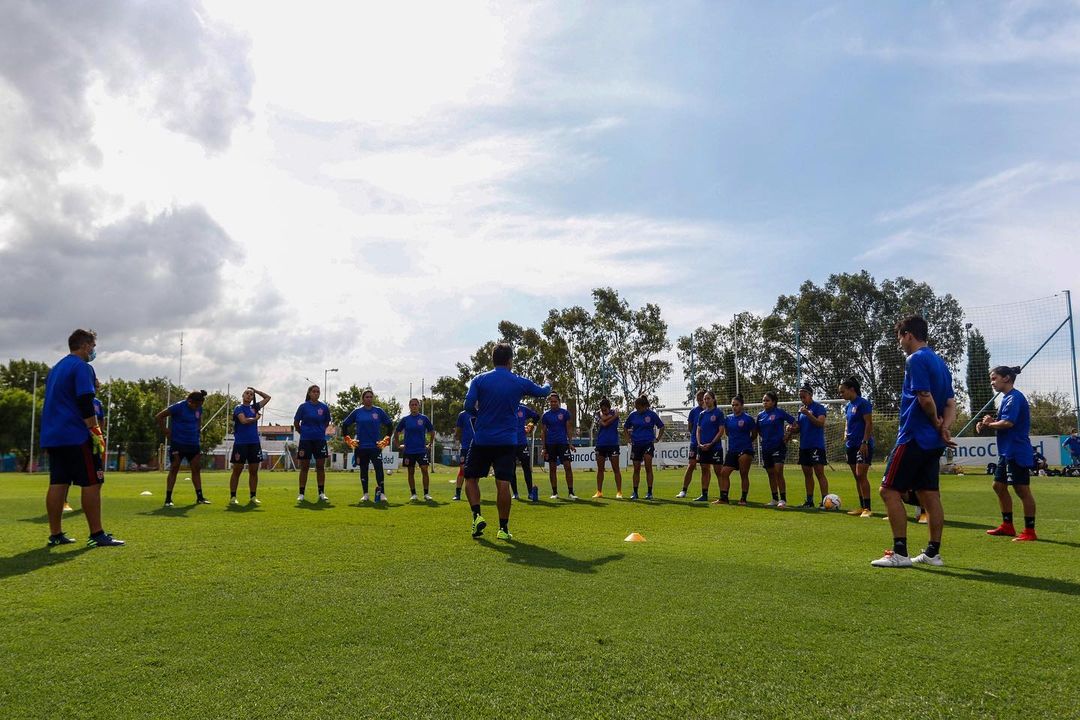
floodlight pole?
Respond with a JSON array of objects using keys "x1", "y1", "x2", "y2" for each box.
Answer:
[
  {"x1": 324, "y1": 368, "x2": 338, "y2": 404},
  {"x1": 28, "y1": 370, "x2": 37, "y2": 473},
  {"x1": 733, "y1": 313, "x2": 740, "y2": 398},
  {"x1": 1066, "y1": 290, "x2": 1080, "y2": 429}
]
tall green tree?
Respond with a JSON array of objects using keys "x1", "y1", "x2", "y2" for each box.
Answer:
[
  {"x1": 0, "y1": 359, "x2": 51, "y2": 394},
  {"x1": 965, "y1": 328, "x2": 993, "y2": 432},
  {"x1": 592, "y1": 287, "x2": 672, "y2": 408},
  {"x1": 1029, "y1": 391, "x2": 1076, "y2": 436},
  {"x1": 330, "y1": 385, "x2": 402, "y2": 427},
  {"x1": 0, "y1": 387, "x2": 42, "y2": 470},
  {"x1": 676, "y1": 312, "x2": 786, "y2": 404}
]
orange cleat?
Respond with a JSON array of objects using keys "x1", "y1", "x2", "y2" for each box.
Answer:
[
  {"x1": 1012, "y1": 529, "x2": 1038, "y2": 542},
  {"x1": 986, "y1": 523, "x2": 1017, "y2": 537}
]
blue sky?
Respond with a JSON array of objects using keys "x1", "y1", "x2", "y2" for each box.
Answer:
[{"x1": 1, "y1": 0, "x2": 1078, "y2": 418}]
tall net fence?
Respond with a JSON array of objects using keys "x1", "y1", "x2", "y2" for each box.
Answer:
[{"x1": 654, "y1": 293, "x2": 1079, "y2": 466}]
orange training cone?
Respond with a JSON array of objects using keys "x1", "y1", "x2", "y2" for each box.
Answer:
[{"x1": 624, "y1": 532, "x2": 646, "y2": 542}]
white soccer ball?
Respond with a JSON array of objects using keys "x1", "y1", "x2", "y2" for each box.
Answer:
[{"x1": 823, "y1": 493, "x2": 842, "y2": 511}]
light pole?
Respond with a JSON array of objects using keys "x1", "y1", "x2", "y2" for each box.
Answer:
[
  {"x1": 29, "y1": 370, "x2": 38, "y2": 473},
  {"x1": 324, "y1": 368, "x2": 339, "y2": 405}
]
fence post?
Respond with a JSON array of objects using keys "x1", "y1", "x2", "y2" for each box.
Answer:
[
  {"x1": 795, "y1": 320, "x2": 802, "y2": 390},
  {"x1": 1066, "y1": 290, "x2": 1080, "y2": 429}
]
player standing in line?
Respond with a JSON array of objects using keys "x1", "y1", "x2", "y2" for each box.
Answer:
[
  {"x1": 716, "y1": 394, "x2": 757, "y2": 505},
  {"x1": 461, "y1": 343, "x2": 551, "y2": 539},
  {"x1": 978, "y1": 366, "x2": 1038, "y2": 542},
  {"x1": 453, "y1": 409, "x2": 475, "y2": 501},
  {"x1": 341, "y1": 389, "x2": 395, "y2": 503},
  {"x1": 839, "y1": 378, "x2": 874, "y2": 517},
  {"x1": 593, "y1": 396, "x2": 623, "y2": 499},
  {"x1": 872, "y1": 315, "x2": 956, "y2": 568},
  {"x1": 156, "y1": 390, "x2": 209, "y2": 507},
  {"x1": 693, "y1": 391, "x2": 724, "y2": 502},
  {"x1": 229, "y1": 387, "x2": 271, "y2": 506},
  {"x1": 623, "y1": 395, "x2": 665, "y2": 500},
  {"x1": 293, "y1": 385, "x2": 331, "y2": 503},
  {"x1": 515, "y1": 403, "x2": 541, "y2": 502},
  {"x1": 42, "y1": 329, "x2": 123, "y2": 547},
  {"x1": 64, "y1": 376, "x2": 105, "y2": 514},
  {"x1": 1062, "y1": 430, "x2": 1080, "y2": 466},
  {"x1": 677, "y1": 390, "x2": 707, "y2": 498},
  {"x1": 396, "y1": 398, "x2": 435, "y2": 501},
  {"x1": 757, "y1": 392, "x2": 796, "y2": 508},
  {"x1": 789, "y1": 383, "x2": 829, "y2": 508},
  {"x1": 541, "y1": 392, "x2": 577, "y2": 500}
]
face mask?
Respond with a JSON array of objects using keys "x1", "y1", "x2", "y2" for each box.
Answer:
[{"x1": 88, "y1": 349, "x2": 97, "y2": 362}]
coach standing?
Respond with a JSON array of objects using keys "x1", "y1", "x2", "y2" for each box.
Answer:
[
  {"x1": 42, "y1": 329, "x2": 124, "y2": 547},
  {"x1": 872, "y1": 316, "x2": 954, "y2": 568},
  {"x1": 462, "y1": 343, "x2": 551, "y2": 540}
]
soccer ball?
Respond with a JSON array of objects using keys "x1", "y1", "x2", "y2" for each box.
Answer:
[{"x1": 823, "y1": 493, "x2": 842, "y2": 511}]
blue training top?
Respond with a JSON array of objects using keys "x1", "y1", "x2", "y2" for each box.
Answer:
[
  {"x1": 396, "y1": 413, "x2": 433, "y2": 454},
  {"x1": 696, "y1": 408, "x2": 725, "y2": 447},
  {"x1": 996, "y1": 388, "x2": 1033, "y2": 466},
  {"x1": 41, "y1": 354, "x2": 97, "y2": 447},
  {"x1": 294, "y1": 401, "x2": 331, "y2": 442},
  {"x1": 687, "y1": 405, "x2": 703, "y2": 448},
  {"x1": 168, "y1": 401, "x2": 202, "y2": 446},
  {"x1": 342, "y1": 405, "x2": 393, "y2": 449},
  {"x1": 594, "y1": 410, "x2": 620, "y2": 446},
  {"x1": 624, "y1": 410, "x2": 664, "y2": 445},
  {"x1": 896, "y1": 346, "x2": 955, "y2": 450},
  {"x1": 797, "y1": 401, "x2": 827, "y2": 450},
  {"x1": 844, "y1": 396, "x2": 873, "y2": 448},
  {"x1": 456, "y1": 411, "x2": 476, "y2": 450},
  {"x1": 233, "y1": 403, "x2": 262, "y2": 445},
  {"x1": 542, "y1": 407, "x2": 572, "y2": 445},
  {"x1": 757, "y1": 407, "x2": 795, "y2": 450},
  {"x1": 725, "y1": 412, "x2": 757, "y2": 453},
  {"x1": 514, "y1": 405, "x2": 539, "y2": 446},
  {"x1": 464, "y1": 367, "x2": 550, "y2": 446}
]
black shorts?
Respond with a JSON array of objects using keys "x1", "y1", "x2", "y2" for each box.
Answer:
[
  {"x1": 630, "y1": 443, "x2": 654, "y2": 462},
  {"x1": 516, "y1": 445, "x2": 530, "y2": 464},
  {"x1": 994, "y1": 459, "x2": 1031, "y2": 486},
  {"x1": 595, "y1": 444, "x2": 620, "y2": 459},
  {"x1": 545, "y1": 443, "x2": 572, "y2": 464},
  {"x1": 465, "y1": 444, "x2": 517, "y2": 482},
  {"x1": 846, "y1": 444, "x2": 875, "y2": 466},
  {"x1": 881, "y1": 441, "x2": 944, "y2": 493},
  {"x1": 694, "y1": 446, "x2": 719, "y2": 465},
  {"x1": 403, "y1": 452, "x2": 430, "y2": 467},
  {"x1": 232, "y1": 443, "x2": 262, "y2": 465},
  {"x1": 799, "y1": 447, "x2": 825, "y2": 467},
  {"x1": 688, "y1": 446, "x2": 698, "y2": 462},
  {"x1": 298, "y1": 439, "x2": 328, "y2": 460},
  {"x1": 761, "y1": 445, "x2": 787, "y2": 469},
  {"x1": 47, "y1": 442, "x2": 104, "y2": 487},
  {"x1": 459, "y1": 446, "x2": 471, "y2": 465},
  {"x1": 170, "y1": 444, "x2": 201, "y2": 464},
  {"x1": 353, "y1": 448, "x2": 383, "y2": 468},
  {"x1": 724, "y1": 449, "x2": 754, "y2": 468}
]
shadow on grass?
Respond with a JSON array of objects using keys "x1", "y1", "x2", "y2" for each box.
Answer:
[
  {"x1": 1030, "y1": 537, "x2": 1080, "y2": 550},
  {"x1": 139, "y1": 504, "x2": 198, "y2": 517},
  {"x1": 931, "y1": 566, "x2": 1080, "y2": 597},
  {"x1": 477, "y1": 537, "x2": 624, "y2": 574},
  {"x1": 225, "y1": 502, "x2": 262, "y2": 513},
  {"x1": 0, "y1": 546, "x2": 91, "y2": 580},
  {"x1": 20, "y1": 509, "x2": 85, "y2": 524},
  {"x1": 295, "y1": 501, "x2": 334, "y2": 511}
]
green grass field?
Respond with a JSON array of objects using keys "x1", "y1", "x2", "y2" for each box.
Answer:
[{"x1": 2, "y1": 466, "x2": 1078, "y2": 719}]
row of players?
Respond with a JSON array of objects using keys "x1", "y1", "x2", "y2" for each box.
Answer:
[{"x1": 40, "y1": 320, "x2": 1041, "y2": 560}]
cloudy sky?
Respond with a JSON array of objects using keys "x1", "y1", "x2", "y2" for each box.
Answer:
[{"x1": 2, "y1": 0, "x2": 1078, "y2": 421}]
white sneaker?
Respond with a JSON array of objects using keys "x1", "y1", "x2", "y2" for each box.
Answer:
[
  {"x1": 424, "y1": 493, "x2": 433, "y2": 501},
  {"x1": 550, "y1": 493, "x2": 559, "y2": 500},
  {"x1": 360, "y1": 493, "x2": 370, "y2": 502},
  {"x1": 410, "y1": 494, "x2": 419, "y2": 501},
  {"x1": 62, "y1": 503, "x2": 74, "y2": 513},
  {"x1": 871, "y1": 550, "x2": 913, "y2": 568},
  {"x1": 165, "y1": 501, "x2": 175, "y2": 507},
  {"x1": 568, "y1": 493, "x2": 578, "y2": 501},
  {"x1": 376, "y1": 491, "x2": 387, "y2": 503},
  {"x1": 318, "y1": 493, "x2": 329, "y2": 502},
  {"x1": 296, "y1": 494, "x2": 305, "y2": 503},
  {"x1": 250, "y1": 497, "x2": 261, "y2": 505},
  {"x1": 229, "y1": 497, "x2": 239, "y2": 506},
  {"x1": 511, "y1": 493, "x2": 519, "y2": 500},
  {"x1": 766, "y1": 499, "x2": 778, "y2": 507},
  {"x1": 912, "y1": 552, "x2": 944, "y2": 566},
  {"x1": 675, "y1": 490, "x2": 687, "y2": 498},
  {"x1": 451, "y1": 495, "x2": 460, "y2": 501},
  {"x1": 777, "y1": 500, "x2": 787, "y2": 509}
]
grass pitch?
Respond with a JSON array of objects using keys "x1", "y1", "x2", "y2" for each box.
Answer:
[{"x1": 2, "y1": 466, "x2": 1078, "y2": 719}]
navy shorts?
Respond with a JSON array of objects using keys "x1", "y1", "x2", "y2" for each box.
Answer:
[
  {"x1": 47, "y1": 441, "x2": 104, "y2": 487},
  {"x1": 545, "y1": 443, "x2": 572, "y2": 464},
  {"x1": 724, "y1": 449, "x2": 754, "y2": 469},
  {"x1": 459, "y1": 446, "x2": 471, "y2": 465},
  {"x1": 595, "y1": 444, "x2": 620, "y2": 459},
  {"x1": 688, "y1": 446, "x2": 698, "y2": 462},
  {"x1": 846, "y1": 444, "x2": 875, "y2": 466},
  {"x1": 799, "y1": 447, "x2": 825, "y2": 467},
  {"x1": 403, "y1": 452, "x2": 430, "y2": 467},
  {"x1": 881, "y1": 441, "x2": 944, "y2": 493},
  {"x1": 465, "y1": 444, "x2": 517, "y2": 482},
  {"x1": 298, "y1": 439, "x2": 328, "y2": 460},
  {"x1": 630, "y1": 443, "x2": 654, "y2": 462},
  {"x1": 353, "y1": 448, "x2": 383, "y2": 468},
  {"x1": 231, "y1": 443, "x2": 262, "y2": 465},
  {"x1": 697, "y1": 446, "x2": 722, "y2": 465},
  {"x1": 170, "y1": 444, "x2": 201, "y2": 464},
  {"x1": 761, "y1": 445, "x2": 787, "y2": 469},
  {"x1": 994, "y1": 459, "x2": 1031, "y2": 486}
]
